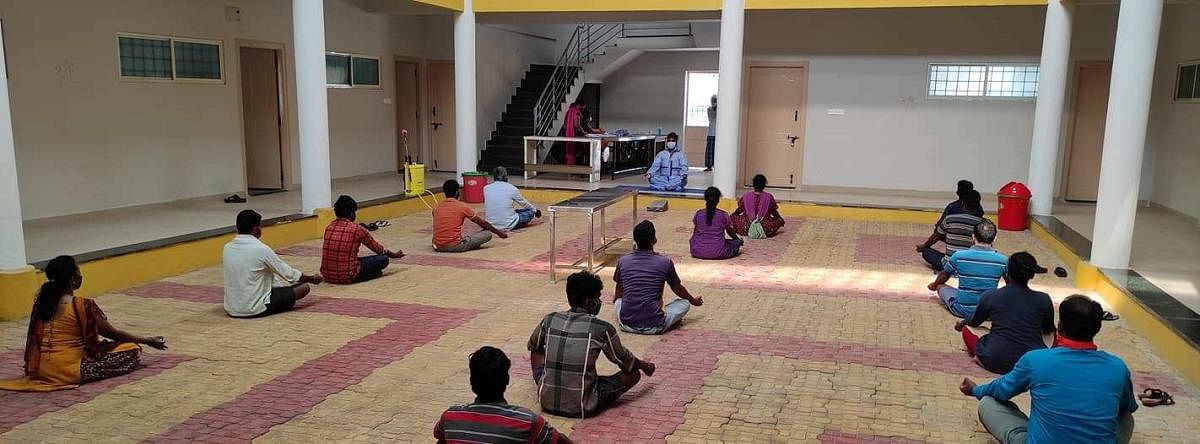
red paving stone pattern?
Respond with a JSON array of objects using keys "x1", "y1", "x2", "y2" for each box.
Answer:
[
  {"x1": 147, "y1": 300, "x2": 479, "y2": 443},
  {"x1": 854, "y1": 234, "x2": 932, "y2": 267},
  {"x1": 0, "y1": 350, "x2": 193, "y2": 434}
]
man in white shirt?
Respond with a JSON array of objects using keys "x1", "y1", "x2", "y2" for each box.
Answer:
[
  {"x1": 222, "y1": 210, "x2": 323, "y2": 317},
  {"x1": 483, "y1": 166, "x2": 540, "y2": 231}
]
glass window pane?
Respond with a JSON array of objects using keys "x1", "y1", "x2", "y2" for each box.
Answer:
[
  {"x1": 326, "y1": 54, "x2": 350, "y2": 86},
  {"x1": 1177, "y1": 64, "x2": 1197, "y2": 99},
  {"x1": 119, "y1": 36, "x2": 172, "y2": 78},
  {"x1": 174, "y1": 41, "x2": 222, "y2": 79},
  {"x1": 351, "y1": 56, "x2": 380, "y2": 86}
]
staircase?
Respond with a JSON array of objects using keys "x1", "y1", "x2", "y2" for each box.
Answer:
[
  {"x1": 478, "y1": 23, "x2": 695, "y2": 174},
  {"x1": 479, "y1": 64, "x2": 579, "y2": 174}
]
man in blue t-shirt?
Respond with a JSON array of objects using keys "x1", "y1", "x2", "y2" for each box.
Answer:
[
  {"x1": 959, "y1": 295, "x2": 1137, "y2": 444},
  {"x1": 928, "y1": 219, "x2": 1007, "y2": 319}
]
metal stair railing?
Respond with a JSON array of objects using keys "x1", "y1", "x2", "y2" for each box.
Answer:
[{"x1": 532, "y1": 23, "x2": 625, "y2": 137}]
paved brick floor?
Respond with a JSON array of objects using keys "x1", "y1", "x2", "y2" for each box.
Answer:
[{"x1": 1, "y1": 198, "x2": 1197, "y2": 443}]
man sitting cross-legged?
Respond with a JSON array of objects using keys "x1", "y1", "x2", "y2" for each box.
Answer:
[
  {"x1": 928, "y1": 219, "x2": 1007, "y2": 319},
  {"x1": 956, "y1": 251, "x2": 1056, "y2": 374},
  {"x1": 614, "y1": 220, "x2": 704, "y2": 334},
  {"x1": 435, "y1": 346, "x2": 571, "y2": 444},
  {"x1": 483, "y1": 166, "x2": 541, "y2": 231},
  {"x1": 917, "y1": 188, "x2": 985, "y2": 271},
  {"x1": 320, "y1": 195, "x2": 405, "y2": 284},
  {"x1": 223, "y1": 210, "x2": 323, "y2": 318},
  {"x1": 433, "y1": 180, "x2": 509, "y2": 253},
  {"x1": 528, "y1": 271, "x2": 656, "y2": 418},
  {"x1": 960, "y1": 294, "x2": 1137, "y2": 444}
]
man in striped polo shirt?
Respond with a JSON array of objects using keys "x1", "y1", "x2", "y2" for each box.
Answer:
[
  {"x1": 928, "y1": 219, "x2": 1008, "y2": 319},
  {"x1": 435, "y1": 346, "x2": 570, "y2": 444},
  {"x1": 917, "y1": 189, "x2": 986, "y2": 271}
]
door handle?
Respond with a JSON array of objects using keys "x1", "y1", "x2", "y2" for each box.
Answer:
[
  {"x1": 432, "y1": 122, "x2": 443, "y2": 130},
  {"x1": 787, "y1": 135, "x2": 798, "y2": 147}
]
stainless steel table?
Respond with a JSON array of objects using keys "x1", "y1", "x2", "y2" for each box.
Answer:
[{"x1": 547, "y1": 188, "x2": 639, "y2": 282}]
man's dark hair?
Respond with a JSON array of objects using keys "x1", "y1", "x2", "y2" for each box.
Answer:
[
  {"x1": 956, "y1": 180, "x2": 975, "y2": 199},
  {"x1": 1006, "y1": 251, "x2": 1046, "y2": 286},
  {"x1": 236, "y1": 210, "x2": 262, "y2": 234},
  {"x1": 633, "y1": 220, "x2": 656, "y2": 250},
  {"x1": 962, "y1": 189, "x2": 983, "y2": 214},
  {"x1": 1059, "y1": 295, "x2": 1104, "y2": 342},
  {"x1": 468, "y1": 346, "x2": 510, "y2": 400},
  {"x1": 444, "y1": 180, "x2": 461, "y2": 198},
  {"x1": 566, "y1": 271, "x2": 604, "y2": 309},
  {"x1": 666, "y1": 132, "x2": 679, "y2": 141},
  {"x1": 334, "y1": 195, "x2": 358, "y2": 219},
  {"x1": 974, "y1": 219, "x2": 997, "y2": 244}
]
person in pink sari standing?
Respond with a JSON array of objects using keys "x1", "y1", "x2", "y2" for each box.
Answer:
[
  {"x1": 731, "y1": 174, "x2": 785, "y2": 237},
  {"x1": 562, "y1": 101, "x2": 583, "y2": 165}
]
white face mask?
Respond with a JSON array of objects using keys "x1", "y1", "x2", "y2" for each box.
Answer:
[{"x1": 666, "y1": 141, "x2": 678, "y2": 150}]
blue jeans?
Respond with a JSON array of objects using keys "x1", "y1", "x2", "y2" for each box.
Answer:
[
  {"x1": 614, "y1": 298, "x2": 691, "y2": 335},
  {"x1": 514, "y1": 208, "x2": 536, "y2": 229},
  {"x1": 937, "y1": 285, "x2": 974, "y2": 319},
  {"x1": 354, "y1": 254, "x2": 390, "y2": 283}
]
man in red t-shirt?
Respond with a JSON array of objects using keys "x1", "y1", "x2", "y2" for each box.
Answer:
[
  {"x1": 320, "y1": 195, "x2": 404, "y2": 284},
  {"x1": 433, "y1": 180, "x2": 508, "y2": 253}
]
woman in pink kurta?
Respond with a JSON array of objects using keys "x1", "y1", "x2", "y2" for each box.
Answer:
[{"x1": 731, "y1": 174, "x2": 785, "y2": 237}]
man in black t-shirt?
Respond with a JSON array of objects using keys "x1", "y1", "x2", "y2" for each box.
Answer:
[{"x1": 957, "y1": 252, "x2": 1056, "y2": 374}]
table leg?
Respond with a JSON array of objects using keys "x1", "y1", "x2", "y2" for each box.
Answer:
[
  {"x1": 549, "y1": 211, "x2": 557, "y2": 282},
  {"x1": 587, "y1": 212, "x2": 595, "y2": 273},
  {"x1": 600, "y1": 207, "x2": 606, "y2": 242},
  {"x1": 633, "y1": 191, "x2": 639, "y2": 226}
]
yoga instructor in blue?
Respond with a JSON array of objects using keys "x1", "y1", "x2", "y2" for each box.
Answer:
[{"x1": 646, "y1": 132, "x2": 688, "y2": 191}]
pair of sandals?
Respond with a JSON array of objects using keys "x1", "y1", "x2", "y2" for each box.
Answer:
[
  {"x1": 360, "y1": 220, "x2": 390, "y2": 232},
  {"x1": 1139, "y1": 388, "x2": 1175, "y2": 407}
]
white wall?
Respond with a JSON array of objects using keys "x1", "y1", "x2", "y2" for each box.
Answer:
[
  {"x1": 474, "y1": 25, "x2": 559, "y2": 150},
  {"x1": 1147, "y1": 4, "x2": 1200, "y2": 220},
  {"x1": 2, "y1": 0, "x2": 400, "y2": 220},
  {"x1": 600, "y1": 51, "x2": 719, "y2": 134}
]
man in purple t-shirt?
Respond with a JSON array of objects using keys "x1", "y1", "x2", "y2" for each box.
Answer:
[{"x1": 613, "y1": 221, "x2": 704, "y2": 335}]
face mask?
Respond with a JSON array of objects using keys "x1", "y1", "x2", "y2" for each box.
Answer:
[{"x1": 666, "y1": 141, "x2": 677, "y2": 150}]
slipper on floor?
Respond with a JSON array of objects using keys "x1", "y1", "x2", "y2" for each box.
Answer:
[
  {"x1": 1138, "y1": 388, "x2": 1175, "y2": 407},
  {"x1": 360, "y1": 220, "x2": 390, "y2": 232},
  {"x1": 1102, "y1": 311, "x2": 1120, "y2": 321},
  {"x1": 224, "y1": 194, "x2": 247, "y2": 204}
]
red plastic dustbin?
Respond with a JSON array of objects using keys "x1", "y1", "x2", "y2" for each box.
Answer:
[
  {"x1": 461, "y1": 172, "x2": 489, "y2": 204},
  {"x1": 997, "y1": 182, "x2": 1032, "y2": 231}
]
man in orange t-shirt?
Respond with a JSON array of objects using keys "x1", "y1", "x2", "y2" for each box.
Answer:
[{"x1": 433, "y1": 180, "x2": 508, "y2": 253}]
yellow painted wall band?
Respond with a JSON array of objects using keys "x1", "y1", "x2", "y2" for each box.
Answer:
[
  {"x1": 473, "y1": 0, "x2": 1043, "y2": 12},
  {"x1": 414, "y1": 0, "x2": 464, "y2": 12}
]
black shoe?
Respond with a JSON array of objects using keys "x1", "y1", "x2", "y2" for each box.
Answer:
[
  {"x1": 703, "y1": 167, "x2": 713, "y2": 172},
  {"x1": 224, "y1": 194, "x2": 247, "y2": 204}
]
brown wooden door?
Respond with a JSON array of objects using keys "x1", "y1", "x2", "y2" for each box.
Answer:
[
  {"x1": 743, "y1": 65, "x2": 807, "y2": 188},
  {"x1": 240, "y1": 47, "x2": 285, "y2": 191},
  {"x1": 428, "y1": 61, "x2": 456, "y2": 172},
  {"x1": 1064, "y1": 63, "x2": 1111, "y2": 202},
  {"x1": 396, "y1": 60, "x2": 421, "y2": 170}
]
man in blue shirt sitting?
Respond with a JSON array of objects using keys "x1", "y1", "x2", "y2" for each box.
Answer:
[
  {"x1": 928, "y1": 219, "x2": 1007, "y2": 318},
  {"x1": 960, "y1": 294, "x2": 1137, "y2": 444}
]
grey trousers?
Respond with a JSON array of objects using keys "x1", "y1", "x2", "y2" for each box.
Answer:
[
  {"x1": 435, "y1": 231, "x2": 493, "y2": 253},
  {"x1": 978, "y1": 396, "x2": 1134, "y2": 444}
]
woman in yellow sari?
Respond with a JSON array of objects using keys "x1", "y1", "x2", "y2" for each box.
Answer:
[{"x1": 0, "y1": 255, "x2": 167, "y2": 392}]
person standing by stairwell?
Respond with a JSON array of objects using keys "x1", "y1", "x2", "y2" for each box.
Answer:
[{"x1": 705, "y1": 95, "x2": 717, "y2": 172}]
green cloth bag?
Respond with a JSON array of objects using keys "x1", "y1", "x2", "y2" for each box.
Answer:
[{"x1": 748, "y1": 219, "x2": 767, "y2": 239}]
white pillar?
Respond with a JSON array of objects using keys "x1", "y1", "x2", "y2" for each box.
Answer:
[
  {"x1": 1090, "y1": 0, "x2": 1163, "y2": 269},
  {"x1": 0, "y1": 21, "x2": 27, "y2": 269},
  {"x1": 454, "y1": 0, "x2": 478, "y2": 177},
  {"x1": 293, "y1": 0, "x2": 332, "y2": 214},
  {"x1": 713, "y1": 0, "x2": 745, "y2": 198},
  {"x1": 1026, "y1": 0, "x2": 1073, "y2": 216}
]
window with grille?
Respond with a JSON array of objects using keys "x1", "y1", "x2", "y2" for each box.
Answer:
[
  {"x1": 927, "y1": 63, "x2": 1039, "y2": 98},
  {"x1": 117, "y1": 34, "x2": 223, "y2": 82},
  {"x1": 1176, "y1": 61, "x2": 1200, "y2": 102},
  {"x1": 326, "y1": 52, "x2": 380, "y2": 88}
]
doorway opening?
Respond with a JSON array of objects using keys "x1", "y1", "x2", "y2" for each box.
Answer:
[
  {"x1": 682, "y1": 71, "x2": 718, "y2": 168},
  {"x1": 239, "y1": 45, "x2": 288, "y2": 195},
  {"x1": 396, "y1": 59, "x2": 422, "y2": 171}
]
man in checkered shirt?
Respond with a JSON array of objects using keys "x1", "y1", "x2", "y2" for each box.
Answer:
[
  {"x1": 528, "y1": 271, "x2": 656, "y2": 418},
  {"x1": 320, "y1": 195, "x2": 404, "y2": 284}
]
